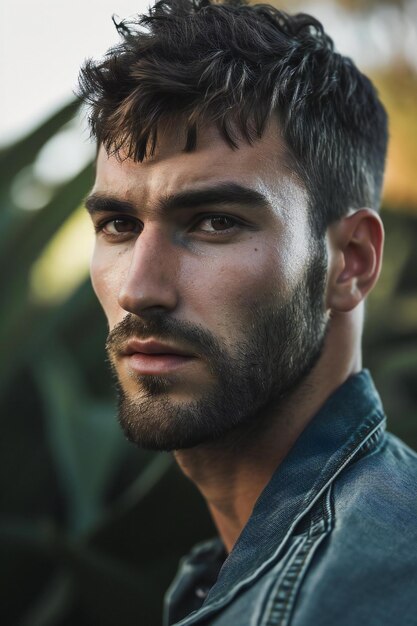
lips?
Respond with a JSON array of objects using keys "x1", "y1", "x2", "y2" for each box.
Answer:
[
  {"x1": 120, "y1": 339, "x2": 196, "y2": 375},
  {"x1": 122, "y1": 339, "x2": 194, "y2": 358}
]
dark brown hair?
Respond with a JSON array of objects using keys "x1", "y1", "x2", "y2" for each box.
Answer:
[{"x1": 78, "y1": 0, "x2": 388, "y2": 236}]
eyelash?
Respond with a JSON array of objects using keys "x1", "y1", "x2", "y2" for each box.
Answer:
[
  {"x1": 94, "y1": 217, "x2": 141, "y2": 237},
  {"x1": 94, "y1": 214, "x2": 244, "y2": 240}
]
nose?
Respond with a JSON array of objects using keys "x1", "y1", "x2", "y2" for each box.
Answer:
[{"x1": 118, "y1": 225, "x2": 179, "y2": 315}]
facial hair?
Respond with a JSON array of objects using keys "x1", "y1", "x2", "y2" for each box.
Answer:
[{"x1": 105, "y1": 245, "x2": 329, "y2": 451}]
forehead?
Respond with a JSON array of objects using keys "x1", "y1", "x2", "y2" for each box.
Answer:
[{"x1": 93, "y1": 120, "x2": 308, "y2": 215}]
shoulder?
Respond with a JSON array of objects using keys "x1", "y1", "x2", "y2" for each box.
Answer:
[
  {"x1": 291, "y1": 432, "x2": 417, "y2": 626},
  {"x1": 334, "y1": 431, "x2": 417, "y2": 529}
]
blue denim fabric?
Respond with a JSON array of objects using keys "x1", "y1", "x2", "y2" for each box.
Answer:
[{"x1": 164, "y1": 370, "x2": 417, "y2": 626}]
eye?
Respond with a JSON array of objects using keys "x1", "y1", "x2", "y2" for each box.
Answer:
[
  {"x1": 98, "y1": 217, "x2": 142, "y2": 237},
  {"x1": 195, "y1": 215, "x2": 239, "y2": 234}
]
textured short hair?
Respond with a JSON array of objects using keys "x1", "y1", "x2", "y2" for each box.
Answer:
[{"x1": 78, "y1": 0, "x2": 388, "y2": 236}]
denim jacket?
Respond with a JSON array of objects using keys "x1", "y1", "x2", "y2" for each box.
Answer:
[{"x1": 164, "y1": 370, "x2": 417, "y2": 626}]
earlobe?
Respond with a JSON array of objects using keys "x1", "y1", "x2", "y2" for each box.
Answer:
[{"x1": 326, "y1": 209, "x2": 384, "y2": 313}]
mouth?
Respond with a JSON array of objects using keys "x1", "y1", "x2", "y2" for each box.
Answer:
[{"x1": 120, "y1": 339, "x2": 196, "y2": 375}]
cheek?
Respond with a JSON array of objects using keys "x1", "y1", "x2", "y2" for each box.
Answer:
[
  {"x1": 180, "y1": 242, "x2": 286, "y2": 330},
  {"x1": 90, "y1": 244, "x2": 129, "y2": 325}
]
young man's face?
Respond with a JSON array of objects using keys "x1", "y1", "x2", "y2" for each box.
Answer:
[{"x1": 88, "y1": 122, "x2": 329, "y2": 451}]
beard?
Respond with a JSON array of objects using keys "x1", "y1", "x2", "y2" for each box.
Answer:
[{"x1": 105, "y1": 244, "x2": 329, "y2": 452}]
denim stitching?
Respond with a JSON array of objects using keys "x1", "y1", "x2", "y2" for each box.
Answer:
[
  {"x1": 173, "y1": 416, "x2": 385, "y2": 626},
  {"x1": 262, "y1": 486, "x2": 333, "y2": 626},
  {"x1": 251, "y1": 536, "x2": 306, "y2": 626},
  {"x1": 349, "y1": 423, "x2": 387, "y2": 465},
  {"x1": 295, "y1": 414, "x2": 386, "y2": 518}
]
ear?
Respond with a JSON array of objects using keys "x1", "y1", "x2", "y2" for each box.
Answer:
[{"x1": 326, "y1": 209, "x2": 384, "y2": 313}]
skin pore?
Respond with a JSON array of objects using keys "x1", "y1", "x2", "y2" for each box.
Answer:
[{"x1": 88, "y1": 120, "x2": 384, "y2": 553}]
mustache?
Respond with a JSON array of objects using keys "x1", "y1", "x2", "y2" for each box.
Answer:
[{"x1": 105, "y1": 312, "x2": 223, "y2": 358}]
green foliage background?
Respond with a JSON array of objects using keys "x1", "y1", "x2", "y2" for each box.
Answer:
[
  {"x1": 1, "y1": 97, "x2": 416, "y2": 625},
  {"x1": 0, "y1": 102, "x2": 216, "y2": 626}
]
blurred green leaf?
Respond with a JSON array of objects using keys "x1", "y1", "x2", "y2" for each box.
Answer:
[
  {"x1": 0, "y1": 100, "x2": 80, "y2": 185},
  {"x1": 19, "y1": 571, "x2": 74, "y2": 626},
  {"x1": 0, "y1": 162, "x2": 92, "y2": 277},
  {"x1": 34, "y1": 343, "x2": 125, "y2": 534}
]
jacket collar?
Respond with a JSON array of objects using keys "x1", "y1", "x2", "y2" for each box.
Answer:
[{"x1": 178, "y1": 370, "x2": 386, "y2": 624}]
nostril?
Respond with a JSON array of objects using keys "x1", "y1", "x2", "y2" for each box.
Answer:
[{"x1": 118, "y1": 266, "x2": 178, "y2": 315}]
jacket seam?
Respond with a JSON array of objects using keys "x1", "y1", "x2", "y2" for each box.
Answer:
[
  {"x1": 348, "y1": 421, "x2": 387, "y2": 466},
  {"x1": 294, "y1": 413, "x2": 385, "y2": 520},
  {"x1": 171, "y1": 416, "x2": 385, "y2": 626},
  {"x1": 261, "y1": 485, "x2": 333, "y2": 626}
]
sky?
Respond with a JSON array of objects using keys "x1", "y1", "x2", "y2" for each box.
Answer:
[
  {"x1": 1, "y1": 0, "x2": 416, "y2": 148},
  {"x1": 0, "y1": 0, "x2": 149, "y2": 147}
]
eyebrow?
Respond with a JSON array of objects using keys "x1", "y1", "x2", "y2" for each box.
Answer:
[
  {"x1": 85, "y1": 194, "x2": 135, "y2": 216},
  {"x1": 84, "y1": 182, "x2": 270, "y2": 216}
]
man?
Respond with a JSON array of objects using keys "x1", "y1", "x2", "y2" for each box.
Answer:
[{"x1": 78, "y1": 1, "x2": 417, "y2": 624}]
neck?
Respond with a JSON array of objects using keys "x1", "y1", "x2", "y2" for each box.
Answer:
[{"x1": 174, "y1": 309, "x2": 363, "y2": 553}]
